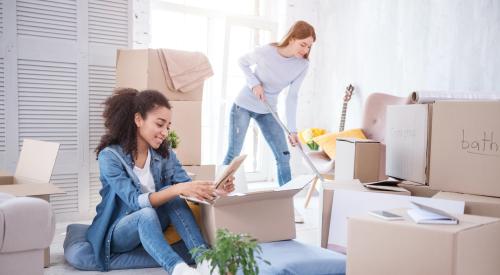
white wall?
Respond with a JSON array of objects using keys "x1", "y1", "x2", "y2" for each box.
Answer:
[{"x1": 310, "y1": 0, "x2": 500, "y2": 132}]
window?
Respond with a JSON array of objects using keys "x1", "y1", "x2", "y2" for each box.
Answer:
[{"x1": 151, "y1": 0, "x2": 281, "y2": 182}]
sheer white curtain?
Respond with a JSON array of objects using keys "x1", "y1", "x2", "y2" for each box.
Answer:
[{"x1": 151, "y1": 0, "x2": 282, "y2": 182}]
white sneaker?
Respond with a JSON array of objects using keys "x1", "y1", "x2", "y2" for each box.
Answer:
[
  {"x1": 196, "y1": 260, "x2": 220, "y2": 275},
  {"x1": 294, "y1": 207, "x2": 304, "y2": 223},
  {"x1": 172, "y1": 262, "x2": 201, "y2": 275}
]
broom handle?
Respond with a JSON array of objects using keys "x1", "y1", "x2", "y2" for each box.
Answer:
[{"x1": 262, "y1": 100, "x2": 325, "y2": 182}]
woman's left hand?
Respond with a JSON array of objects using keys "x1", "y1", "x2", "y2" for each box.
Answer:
[
  {"x1": 216, "y1": 175, "x2": 236, "y2": 196},
  {"x1": 288, "y1": 133, "x2": 299, "y2": 147}
]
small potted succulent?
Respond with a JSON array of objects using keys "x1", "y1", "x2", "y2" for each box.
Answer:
[
  {"x1": 166, "y1": 130, "x2": 180, "y2": 149},
  {"x1": 191, "y1": 229, "x2": 270, "y2": 275}
]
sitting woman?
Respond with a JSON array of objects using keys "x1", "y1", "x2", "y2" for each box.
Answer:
[{"x1": 86, "y1": 88, "x2": 234, "y2": 275}]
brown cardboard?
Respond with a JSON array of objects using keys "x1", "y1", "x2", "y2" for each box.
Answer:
[
  {"x1": 0, "y1": 139, "x2": 64, "y2": 268},
  {"x1": 170, "y1": 101, "x2": 202, "y2": 165},
  {"x1": 429, "y1": 101, "x2": 500, "y2": 197},
  {"x1": 399, "y1": 181, "x2": 439, "y2": 197},
  {"x1": 320, "y1": 179, "x2": 410, "y2": 248},
  {"x1": 335, "y1": 138, "x2": 380, "y2": 183},
  {"x1": 434, "y1": 191, "x2": 500, "y2": 218},
  {"x1": 183, "y1": 165, "x2": 216, "y2": 181},
  {"x1": 200, "y1": 180, "x2": 309, "y2": 245},
  {"x1": 0, "y1": 139, "x2": 64, "y2": 196},
  {"x1": 347, "y1": 209, "x2": 500, "y2": 275},
  {"x1": 385, "y1": 104, "x2": 431, "y2": 184},
  {"x1": 116, "y1": 49, "x2": 204, "y2": 101}
]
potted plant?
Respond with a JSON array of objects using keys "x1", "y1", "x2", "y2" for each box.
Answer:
[
  {"x1": 191, "y1": 229, "x2": 270, "y2": 275},
  {"x1": 166, "y1": 130, "x2": 180, "y2": 149}
]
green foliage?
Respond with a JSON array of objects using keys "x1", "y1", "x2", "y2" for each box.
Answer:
[
  {"x1": 191, "y1": 229, "x2": 270, "y2": 275},
  {"x1": 306, "y1": 141, "x2": 319, "y2": 151},
  {"x1": 166, "y1": 130, "x2": 180, "y2": 149}
]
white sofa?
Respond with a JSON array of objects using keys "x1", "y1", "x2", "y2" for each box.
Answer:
[{"x1": 0, "y1": 192, "x2": 55, "y2": 275}]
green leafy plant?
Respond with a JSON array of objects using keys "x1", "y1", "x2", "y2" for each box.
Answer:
[
  {"x1": 306, "y1": 141, "x2": 319, "y2": 151},
  {"x1": 166, "y1": 130, "x2": 180, "y2": 149},
  {"x1": 191, "y1": 229, "x2": 270, "y2": 275}
]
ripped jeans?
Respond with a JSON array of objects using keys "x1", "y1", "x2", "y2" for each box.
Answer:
[{"x1": 223, "y1": 104, "x2": 291, "y2": 186}]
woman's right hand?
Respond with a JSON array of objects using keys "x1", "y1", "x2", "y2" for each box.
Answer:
[
  {"x1": 252, "y1": 85, "x2": 266, "y2": 101},
  {"x1": 175, "y1": 181, "x2": 216, "y2": 202}
]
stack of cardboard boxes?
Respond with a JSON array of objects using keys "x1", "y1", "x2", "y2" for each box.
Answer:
[
  {"x1": 343, "y1": 100, "x2": 500, "y2": 275},
  {"x1": 115, "y1": 49, "x2": 216, "y2": 181}
]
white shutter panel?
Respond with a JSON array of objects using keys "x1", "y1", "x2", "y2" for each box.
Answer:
[
  {"x1": 89, "y1": 65, "x2": 115, "y2": 151},
  {"x1": 88, "y1": 65, "x2": 115, "y2": 211},
  {"x1": 50, "y1": 172, "x2": 79, "y2": 214},
  {"x1": 0, "y1": 57, "x2": 5, "y2": 151},
  {"x1": 89, "y1": 0, "x2": 129, "y2": 46},
  {"x1": 16, "y1": 0, "x2": 77, "y2": 40},
  {"x1": 0, "y1": 0, "x2": 4, "y2": 36},
  {"x1": 17, "y1": 59, "x2": 77, "y2": 151},
  {"x1": 88, "y1": 0, "x2": 130, "y2": 214},
  {"x1": 15, "y1": 0, "x2": 80, "y2": 218}
]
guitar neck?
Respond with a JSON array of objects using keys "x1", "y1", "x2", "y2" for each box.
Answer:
[{"x1": 339, "y1": 101, "x2": 348, "y2": 132}]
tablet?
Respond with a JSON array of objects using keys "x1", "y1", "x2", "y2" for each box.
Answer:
[
  {"x1": 214, "y1": 154, "x2": 247, "y2": 190},
  {"x1": 180, "y1": 154, "x2": 247, "y2": 205}
]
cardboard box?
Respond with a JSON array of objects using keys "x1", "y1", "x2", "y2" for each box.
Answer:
[
  {"x1": 335, "y1": 138, "x2": 380, "y2": 183},
  {"x1": 116, "y1": 49, "x2": 204, "y2": 101},
  {"x1": 170, "y1": 101, "x2": 202, "y2": 165},
  {"x1": 0, "y1": 139, "x2": 64, "y2": 268},
  {"x1": 429, "y1": 101, "x2": 500, "y2": 197},
  {"x1": 398, "y1": 181, "x2": 439, "y2": 198},
  {"x1": 183, "y1": 165, "x2": 216, "y2": 181},
  {"x1": 434, "y1": 191, "x2": 500, "y2": 218},
  {"x1": 320, "y1": 179, "x2": 411, "y2": 249},
  {"x1": 385, "y1": 104, "x2": 431, "y2": 184},
  {"x1": 0, "y1": 139, "x2": 63, "y2": 194},
  {"x1": 326, "y1": 186, "x2": 464, "y2": 252},
  {"x1": 347, "y1": 210, "x2": 500, "y2": 275},
  {"x1": 201, "y1": 175, "x2": 312, "y2": 245}
]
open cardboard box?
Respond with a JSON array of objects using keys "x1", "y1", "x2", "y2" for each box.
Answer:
[
  {"x1": 321, "y1": 179, "x2": 411, "y2": 249},
  {"x1": 0, "y1": 139, "x2": 63, "y2": 196},
  {"x1": 200, "y1": 175, "x2": 314, "y2": 245},
  {"x1": 0, "y1": 139, "x2": 64, "y2": 267}
]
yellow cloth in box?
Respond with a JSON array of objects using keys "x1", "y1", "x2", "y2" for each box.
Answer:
[
  {"x1": 313, "y1": 128, "x2": 366, "y2": 159},
  {"x1": 164, "y1": 201, "x2": 202, "y2": 244}
]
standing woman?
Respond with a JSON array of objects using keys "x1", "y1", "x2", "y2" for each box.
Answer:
[
  {"x1": 223, "y1": 20, "x2": 316, "y2": 186},
  {"x1": 86, "y1": 88, "x2": 234, "y2": 274}
]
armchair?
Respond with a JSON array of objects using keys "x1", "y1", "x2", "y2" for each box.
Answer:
[
  {"x1": 0, "y1": 192, "x2": 55, "y2": 275},
  {"x1": 303, "y1": 92, "x2": 410, "y2": 207}
]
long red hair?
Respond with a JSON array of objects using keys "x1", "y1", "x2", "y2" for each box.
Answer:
[{"x1": 273, "y1": 20, "x2": 316, "y2": 59}]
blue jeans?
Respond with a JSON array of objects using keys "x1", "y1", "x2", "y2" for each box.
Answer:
[
  {"x1": 223, "y1": 104, "x2": 291, "y2": 186},
  {"x1": 111, "y1": 197, "x2": 207, "y2": 274}
]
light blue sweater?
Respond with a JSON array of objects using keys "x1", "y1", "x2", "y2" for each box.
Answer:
[{"x1": 234, "y1": 44, "x2": 309, "y2": 132}]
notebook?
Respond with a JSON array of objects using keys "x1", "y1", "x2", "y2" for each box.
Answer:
[{"x1": 407, "y1": 201, "x2": 459, "y2": 225}]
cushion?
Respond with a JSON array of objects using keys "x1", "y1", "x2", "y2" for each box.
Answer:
[
  {"x1": 238, "y1": 240, "x2": 346, "y2": 275},
  {"x1": 64, "y1": 223, "x2": 193, "y2": 271},
  {"x1": 313, "y1": 129, "x2": 366, "y2": 159},
  {"x1": 65, "y1": 225, "x2": 346, "y2": 274},
  {"x1": 164, "y1": 201, "x2": 201, "y2": 244}
]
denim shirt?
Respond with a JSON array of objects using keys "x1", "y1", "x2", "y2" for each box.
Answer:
[{"x1": 86, "y1": 144, "x2": 191, "y2": 271}]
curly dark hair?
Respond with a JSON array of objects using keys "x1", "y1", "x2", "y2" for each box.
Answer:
[{"x1": 95, "y1": 88, "x2": 172, "y2": 159}]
